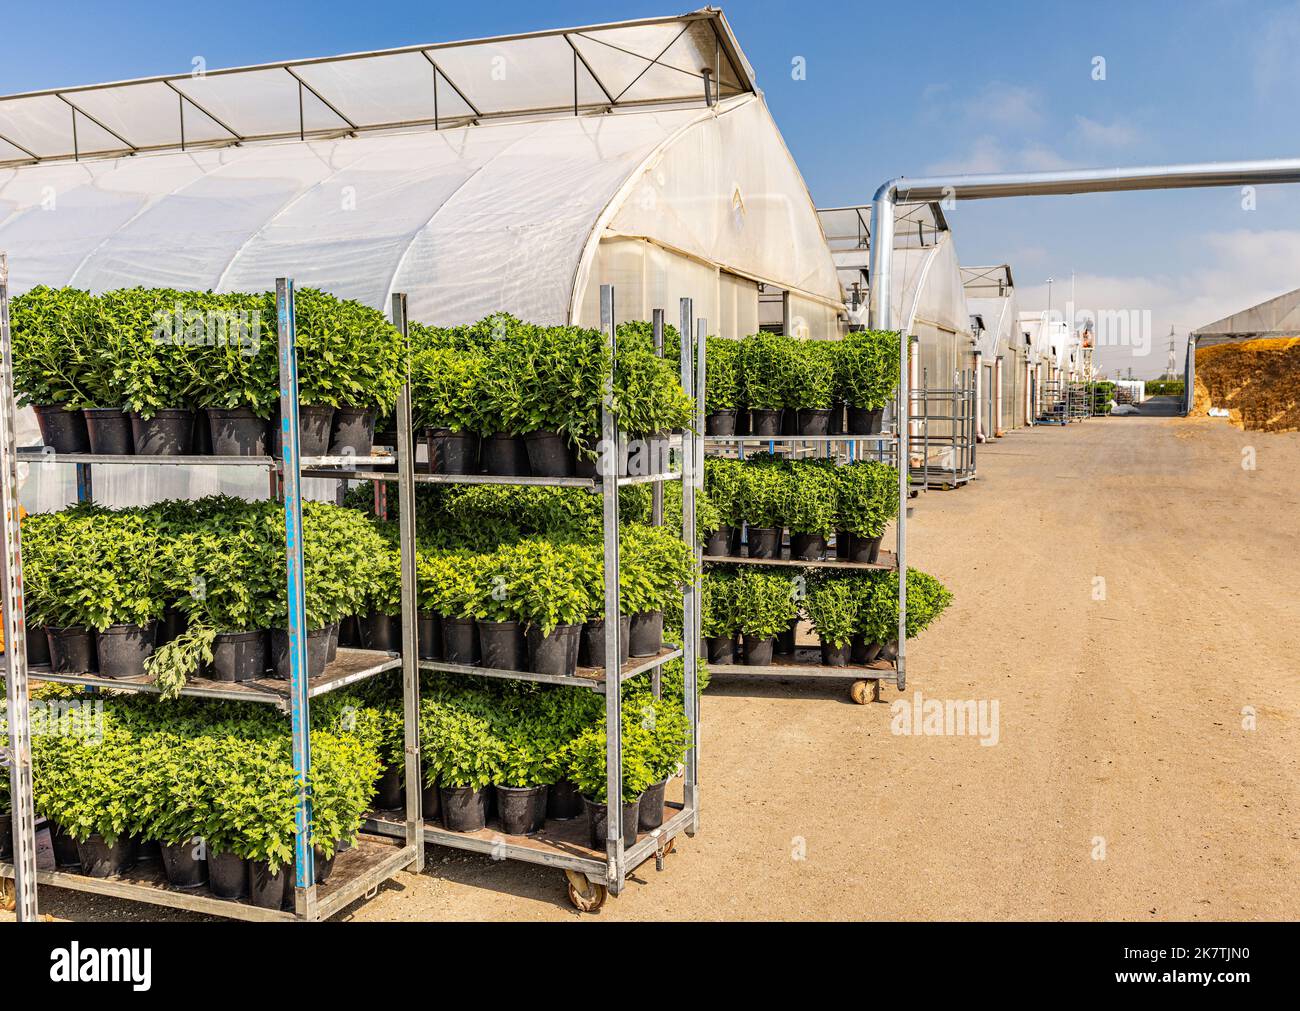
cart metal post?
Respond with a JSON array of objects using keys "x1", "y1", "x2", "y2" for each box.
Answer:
[
  {"x1": 391, "y1": 293, "x2": 425, "y2": 869},
  {"x1": 685, "y1": 315, "x2": 704, "y2": 829},
  {"x1": 0, "y1": 253, "x2": 38, "y2": 921},
  {"x1": 598, "y1": 284, "x2": 626, "y2": 893},
  {"x1": 651, "y1": 308, "x2": 665, "y2": 529},
  {"x1": 896, "y1": 325, "x2": 908, "y2": 692},
  {"x1": 275, "y1": 277, "x2": 317, "y2": 918}
]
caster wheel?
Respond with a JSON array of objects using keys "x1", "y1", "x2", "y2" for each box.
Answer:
[
  {"x1": 850, "y1": 680, "x2": 877, "y2": 706},
  {"x1": 565, "y1": 870, "x2": 607, "y2": 913},
  {"x1": 0, "y1": 878, "x2": 15, "y2": 913}
]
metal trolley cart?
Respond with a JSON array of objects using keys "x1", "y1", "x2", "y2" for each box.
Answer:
[
  {"x1": 701, "y1": 329, "x2": 910, "y2": 706},
  {"x1": 0, "y1": 268, "x2": 424, "y2": 921},
  {"x1": 353, "y1": 286, "x2": 703, "y2": 913}
]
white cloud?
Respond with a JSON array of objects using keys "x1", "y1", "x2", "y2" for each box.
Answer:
[
  {"x1": 1073, "y1": 115, "x2": 1140, "y2": 148},
  {"x1": 967, "y1": 82, "x2": 1045, "y2": 130},
  {"x1": 924, "y1": 137, "x2": 1078, "y2": 175}
]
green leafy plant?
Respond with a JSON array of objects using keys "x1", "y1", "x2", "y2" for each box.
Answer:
[
  {"x1": 738, "y1": 461, "x2": 794, "y2": 529},
  {"x1": 701, "y1": 570, "x2": 739, "y2": 638},
  {"x1": 703, "y1": 457, "x2": 746, "y2": 527},
  {"x1": 9, "y1": 285, "x2": 98, "y2": 408},
  {"x1": 293, "y1": 287, "x2": 405, "y2": 414},
  {"x1": 834, "y1": 461, "x2": 900, "y2": 536},
  {"x1": 732, "y1": 569, "x2": 799, "y2": 639},
  {"x1": 860, "y1": 568, "x2": 953, "y2": 644},
  {"x1": 705, "y1": 337, "x2": 742, "y2": 412},
  {"x1": 836, "y1": 329, "x2": 901, "y2": 410},
  {"x1": 804, "y1": 578, "x2": 860, "y2": 648},
  {"x1": 411, "y1": 347, "x2": 489, "y2": 433},
  {"x1": 783, "y1": 460, "x2": 839, "y2": 536},
  {"x1": 741, "y1": 333, "x2": 799, "y2": 410},
  {"x1": 788, "y1": 340, "x2": 837, "y2": 410}
]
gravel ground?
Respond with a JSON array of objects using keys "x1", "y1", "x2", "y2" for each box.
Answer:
[{"x1": 8, "y1": 405, "x2": 1298, "y2": 921}]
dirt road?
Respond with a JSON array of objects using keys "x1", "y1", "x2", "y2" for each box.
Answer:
[{"x1": 12, "y1": 408, "x2": 1299, "y2": 921}]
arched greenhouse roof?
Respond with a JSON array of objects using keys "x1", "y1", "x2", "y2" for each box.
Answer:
[{"x1": 0, "y1": 9, "x2": 842, "y2": 325}]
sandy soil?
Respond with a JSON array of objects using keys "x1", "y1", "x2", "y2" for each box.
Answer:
[{"x1": 9, "y1": 403, "x2": 1298, "y2": 921}]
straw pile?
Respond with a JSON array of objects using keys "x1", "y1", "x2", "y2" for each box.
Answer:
[{"x1": 1192, "y1": 337, "x2": 1300, "y2": 432}]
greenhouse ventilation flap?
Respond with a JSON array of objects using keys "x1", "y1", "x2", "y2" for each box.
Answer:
[{"x1": 0, "y1": 9, "x2": 841, "y2": 331}]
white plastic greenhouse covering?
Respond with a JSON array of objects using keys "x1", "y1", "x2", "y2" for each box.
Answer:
[
  {"x1": 0, "y1": 11, "x2": 843, "y2": 511},
  {"x1": 962, "y1": 264, "x2": 1025, "y2": 429}
]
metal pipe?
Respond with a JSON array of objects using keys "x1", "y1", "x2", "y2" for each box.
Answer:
[{"x1": 994, "y1": 355, "x2": 1004, "y2": 437}]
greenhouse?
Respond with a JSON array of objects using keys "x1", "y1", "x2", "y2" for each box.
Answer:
[
  {"x1": 0, "y1": 9, "x2": 843, "y2": 509},
  {"x1": 961, "y1": 263, "x2": 1025, "y2": 434}
]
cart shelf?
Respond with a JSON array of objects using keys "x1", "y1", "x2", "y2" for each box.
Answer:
[
  {"x1": 704, "y1": 433, "x2": 896, "y2": 444},
  {"x1": 709, "y1": 647, "x2": 898, "y2": 683},
  {"x1": 703, "y1": 550, "x2": 897, "y2": 571},
  {"x1": 418, "y1": 645, "x2": 681, "y2": 692},
  {"x1": 17, "y1": 449, "x2": 395, "y2": 469},
  {"x1": 0, "y1": 836, "x2": 415, "y2": 923},
  {"x1": 27, "y1": 648, "x2": 401, "y2": 712},
  {"x1": 300, "y1": 467, "x2": 683, "y2": 489}
]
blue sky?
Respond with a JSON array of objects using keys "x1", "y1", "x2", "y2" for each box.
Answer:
[{"x1": 5, "y1": 0, "x2": 1298, "y2": 376}]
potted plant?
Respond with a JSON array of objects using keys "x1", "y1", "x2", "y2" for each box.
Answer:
[
  {"x1": 704, "y1": 337, "x2": 742, "y2": 435},
  {"x1": 464, "y1": 546, "x2": 529, "y2": 672},
  {"x1": 628, "y1": 696, "x2": 690, "y2": 831},
  {"x1": 789, "y1": 340, "x2": 838, "y2": 435},
  {"x1": 703, "y1": 457, "x2": 745, "y2": 557},
  {"x1": 835, "y1": 461, "x2": 900, "y2": 563},
  {"x1": 740, "y1": 333, "x2": 798, "y2": 435},
  {"x1": 738, "y1": 461, "x2": 793, "y2": 559},
  {"x1": 10, "y1": 285, "x2": 95, "y2": 453},
  {"x1": 619, "y1": 526, "x2": 694, "y2": 658},
  {"x1": 784, "y1": 461, "x2": 838, "y2": 560},
  {"x1": 701, "y1": 570, "x2": 739, "y2": 664},
  {"x1": 860, "y1": 567, "x2": 954, "y2": 660},
  {"x1": 804, "y1": 578, "x2": 860, "y2": 666},
  {"x1": 565, "y1": 722, "x2": 653, "y2": 850},
  {"x1": 509, "y1": 541, "x2": 593, "y2": 676},
  {"x1": 494, "y1": 724, "x2": 553, "y2": 836},
  {"x1": 411, "y1": 347, "x2": 487, "y2": 474},
  {"x1": 836, "y1": 329, "x2": 901, "y2": 434},
  {"x1": 733, "y1": 569, "x2": 799, "y2": 665},
  {"x1": 425, "y1": 707, "x2": 502, "y2": 833},
  {"x1": 195, "y1": 291, "x2": 279, "y2": 456}
]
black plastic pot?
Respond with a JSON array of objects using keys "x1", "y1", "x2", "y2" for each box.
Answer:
[
  {"x1": 249, "y1": 859, "x2": 290, "y2": 910},
  {"x1": 835, "y1": 530, "x2": 852, "y2": 560},
  {"x1": 211, "y1": 630, "x2": 267, "y2": 682},
  {"x1": 46, "y1": 626, "x2": 97, "y2": 674},
  {"x1": 640, "y1": 778, "x2": 669, "y2": 831},
  {"x1": 481, "y1": 434, "x2": 530, "y2": 476},
  {"x1": 849, "y1": 533, "x2": 885, "y2": 564},
  {"x1": 782, "y1": 408, "x2": 799, "y2": 435},
  {"x1": 440, "y1": 785, "x2": 488, "y2": 833},
  {"x1": 273, "y1": 404, "x2": 335, "y2": 458},
  {"x1": 790, "y1": 532, "x2": 827, "y2": 561},
  {"x1": 797, "y1": 408, "x2": 832, "y2": 436},
  {"x1": 829, "y1": 401, "x2": 845, "y2": 436},
  {"x1": 131, "y1": 409, "x2": 194, "y2": 455},
  {"x1": 33, "y1": 405, "x2": 90, "y2": 454},
  {"x1": 821, "y1": 642, "x2": 852, "y2": 667},
  {"x1": 579, "y1": 614, "x2": 631, "y2": 668},
  {"x1": 208, "y1": 851, "x2": 249, "y2": 900},
  {"x1": 775, "y1": 620, "x2": 799, "y2": 656},
  {"x1": 418, "y1": 611, "x2": 442, "y2": 661},
  {"x1": 705, "y1": 635, "x2": 736, "y2": 665},
  {"x1": 84, "y1": 407, "x2": 133, "y2": 455},
  {"x1": 329, "y1": 408, "x2": 375, "y2": 458},
  {"x1": 705, "y1": 409, "x2": 737, "y2": 436},
  {"x1": 570, "y1": 435, "x2": 601, "y2": 479},
  {"x1": 585, "y1": 795, "x2": 641, "y2": 849},
  {"x1": 160, "y1": 838, "x2": 208, "y2": 889},
  {"x1": 134, "y1": 836, "x2": 162, "y2": 864},
  {"x1": 704, "y1": 525, "x2": 734, "y2": 558},
  {"x1": 851, "y1": 635, "x2": 883, "y2": 665},
  {"x1": 750, "y1": 408, "x2": 783, "y2": 437},
  {"x1": 747, "y1": 526, "x2": 781, "y2": 559},
  {"x1": 878, "y1": 641, "x2": 899, "y2": 662},
  {"x1": 628, "y1": 610, "x2": 663, "y2": 658},
  {"x1": 742, "y1": 634, "x2": 775, "y2": 666},
  {"x1": 77, "y1": 833, "x2": 138, "y2": 878},
  {"x1": 50, "y1": 823, "x2": 81, "y2": 867},
  {"x1": 527, "y1": 623, "x2": 582, "y2": 677},
  {"x1": 270, "y1": 626, "x2": 330, "y2": 680},
  {"x1": 421, "y1": 784, "x2": 441, "y2": 824},
  {"x1": 442, "y1": 616, "x2": 480, "y2": 666},
  {"x1": 327, "y1": 621, "x2": 339, "y2": 663},
  {"x1": 338, "y1": 615, "x2": 361, "y2": 649},
  {"x1": 625, "y1": 432, "x2": 669, "y2": 478},
  {"x1": 375, "y1": 765, "x2": 405, "y2": 811},
  {"x1": 25, "y1": 622, "x2": 50, "y2": 667},
  {"x1": 207, "y1": 408, "x2": 270, "y2": 456},
  {"x1": 426, "y1": 428, "x2": 479, "y2": 475},
  {"x1": 847, "y1": 405, "x2": 884, "y2": 435},
  {"x1": 735, "y1": 409, "x2": 752, "y2": 436},
  {"x1": 359, "y1": 612, "x2": 400, "y2": 653},
  {"x1": 729, "y1": 526, "x2": 744, "y2": 556},
  {"x1": 96, "y1": 622, "x2": 157, "y2": 679},
  {"x1": 158, "y1": 606, "x2": 187, "y2": 648},
  {"x1": 547, "y1": 779, "x2": 584, "y2": 821},
  {"x1": 523, "y1": 430, "x2": 573, "y2": 477},
  {"x1": 0, "y1": 814, "x2": 11, "y2": 861},
  {"x1": 496, "y1": 785, "x2": 548, "y2": 836},
  {"x1": 479, "y1": 619, "x2": 526, "y2": 671}
]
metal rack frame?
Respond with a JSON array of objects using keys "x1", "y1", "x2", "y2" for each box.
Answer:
[
  {"x1": 910, "y1": 366, "x2": 978, "y2": 489},
  {"x1": 364, "y1": 285, "x2": 702, "y2": 907},
  {"x1": 0, "y1": 270, "x2": 423, "y2": 920},
  {"x1": 699, "y1": 327, "x2": 909, "y2": 704}
]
